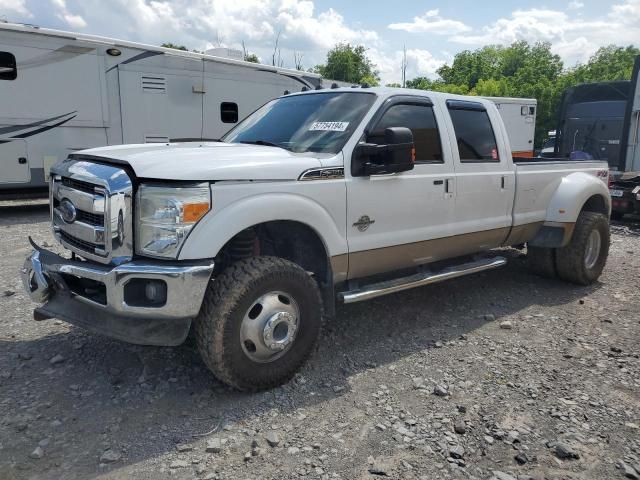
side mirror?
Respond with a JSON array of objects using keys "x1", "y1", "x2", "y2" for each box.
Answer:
[{"x1": 352, "y1": 127, "x2": 415, "y2": 177}]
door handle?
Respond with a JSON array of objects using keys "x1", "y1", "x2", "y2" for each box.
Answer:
[
  {"x1": 501, "y1": 176, "x2": 505, "y2": 189},
  {"x1": 445, "y1": 179, "x2": 452, "y2": 193},
  {"x1": 433, "y1": 179, "x2": 444, "y2": 185}
]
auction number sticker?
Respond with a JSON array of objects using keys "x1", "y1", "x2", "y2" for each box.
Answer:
[{"x1": 309, "y1": 121, "x2": 349, "y2": 132}]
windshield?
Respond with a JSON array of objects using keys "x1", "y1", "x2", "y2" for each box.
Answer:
[{"x1": 223, "y1": 92, "x2": 376, "y2": 154}]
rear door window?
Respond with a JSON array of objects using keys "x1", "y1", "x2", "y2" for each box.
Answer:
[
  {"x1": 447, "y1": 100, "x2": 499, "y2": 162},
  {"x1": 0, "y1": 52, "x2": 17, "y2": 80}
]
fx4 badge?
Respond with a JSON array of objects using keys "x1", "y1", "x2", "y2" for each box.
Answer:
[{"x1": 353, "y1": 215, "x2": 375, "y2": 232}]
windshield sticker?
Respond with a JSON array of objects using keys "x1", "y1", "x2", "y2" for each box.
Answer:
[{"x1": 309, "y1": 121, "x2": 349, "y2": 132}]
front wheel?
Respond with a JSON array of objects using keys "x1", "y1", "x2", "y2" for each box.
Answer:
[
  {"x1": 194, "y1": 256, "x2": 323, "y2": 391},
  {"x1": 555, "y1": 211, "x2": 610, "y2": 285}
]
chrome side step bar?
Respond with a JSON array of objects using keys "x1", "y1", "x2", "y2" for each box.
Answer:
[{"x1": 339, "y1": 257, "x2": 507, "y2": 304}]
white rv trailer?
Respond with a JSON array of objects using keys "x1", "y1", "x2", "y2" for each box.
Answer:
[
  {"x1": 484, "y1": 96, "x2": 537, "y2": 157},
  {"x1": 0, "y1": 22, "x2": 346, "y2": 196}
]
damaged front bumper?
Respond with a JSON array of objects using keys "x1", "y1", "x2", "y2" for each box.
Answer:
[{"x1": 21, "y1": 241, "x2": 214, "y2": 346}]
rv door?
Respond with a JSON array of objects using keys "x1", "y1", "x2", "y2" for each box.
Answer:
[{"x1": 0, "y1": 139, "x2": 29, "y2": 183}]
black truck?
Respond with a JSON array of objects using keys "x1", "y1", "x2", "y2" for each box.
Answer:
[{"x1": 549, "y1": 56, "x2": 640, "y2": 219}]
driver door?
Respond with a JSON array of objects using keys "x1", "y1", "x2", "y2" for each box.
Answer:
[{"x1": 346, "y1": 96, "x2": 456, "y2": 279}]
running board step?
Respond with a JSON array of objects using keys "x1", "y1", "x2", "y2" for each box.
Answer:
[{"x1": 339, "y1": 257, "x2": 507, "y2": 304}]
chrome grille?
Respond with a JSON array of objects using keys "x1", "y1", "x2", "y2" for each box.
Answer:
[{"x1": 50, "y1": 158, "x2": 133, "y2": 265}]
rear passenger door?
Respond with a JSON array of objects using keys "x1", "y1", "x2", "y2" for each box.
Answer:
[{"x1": 444, "y1": 99, "x2": 515, "y2": 246}]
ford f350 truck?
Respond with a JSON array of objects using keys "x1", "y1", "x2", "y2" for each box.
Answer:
[{"x1": 21, "y1": 87, "x2": 612, "y2": 391}]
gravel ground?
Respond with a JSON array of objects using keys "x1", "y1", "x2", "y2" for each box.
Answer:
[{"x1": 0, "y1": 201, "x2": 639, "y2": 480}]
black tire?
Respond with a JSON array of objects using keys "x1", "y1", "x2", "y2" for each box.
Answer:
[
  {"x1": 526, "y1": 245, "x2": 557, "y2": 278},
  {"x1": 610, "y1": 211, "x2": 624, "y2": 221},
  {"x1": 194, "y1": 256, "x2": 323, "y2": 391},
  {"x1": 555, "y1": 211, "x2": 610, "y2": 285}
]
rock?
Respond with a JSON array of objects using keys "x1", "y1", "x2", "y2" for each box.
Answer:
[
  {"x1": 499, "y1": 321, "x2": 513, "y2": 330},
  {"x1": 484, "y1": 435, "x2": 495, "y2": 445},
  {"x1": 454, "y1": 421, "x2": 466, "y2": 434},
  {"x1": 29, "y1": 446, "x2": 44, "y2": 459},
  {"x1": 243, "y1": 452, "x2": 252, "y2": 461},
  {"x1": 3, "y1": 290, "x2": 15, "y2": 297},
  {"x1": 265, "y1": 431, "x2": 280, "y2": 447},
  {"x1": 169, "y1": 460, "x2": 188, "y2": 469},
  {"x1": 99, "y1": 449, "x2": 121, "y2": 463},
  {"x1": 514, "y1": 452, "x2": 528, "y2": 464},
  {"x1": 619, "y1": 461, "x2": 640, "y2": 480},
  {"x1": 449, "y1": 445, "x2": 465, "y2": 459},
  {"x1": 433, "y1": 385, "x2": 448, "y2": 397},
  {"x1": 412, "y1": 377, "x2": 425, "y2": 389},
  {"x1": 490, "y1": 472, "x2": 517, "y2": 480},
  {"x1": 375, "y1": 424, "x2": 386, "y2": 431},
  {"x1": 175, "y1": 444, "x2": 193, "y2": 452},
  {"x1": 457, "y1": 405, "x2": 467, "y2": 413},
  {"x1": 554, "y1": 442, "x2": 579, "y2": 460},
  {"x1": 368, "y1": 462, "x2": 389, "y2": 476},
  {"x1": 49, "y1": 354, "x2": 65, "y2": 365},
  {"x1": 205, "y1": 438, "x2": 222, "y2": 453},
  {"x1": 435, "y1": 341, "x2": 444, "y2": 348},
  {"x1": 38, "y1": 438, "x2": 50, "y2": 448},
  {"x1": 18, "y1": 352, "x2": 32, "y2": 360},
  {"x1": 483, "y1": 314, "x2": 496, "y2": 321},
  {"x1": 506, "y1": 430, "x2": 520, "y2": 444},
  {"x1": 287, "y1": 446, "x2": 300, "y2": 454}
]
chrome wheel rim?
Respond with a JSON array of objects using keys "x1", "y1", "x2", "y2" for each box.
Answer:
[
  {"x1": 584, "y1": 229, "x2": 601, "y2": 270},
  {"x1": 240, "y1": 291, "x2": 300, "y2": 363}
]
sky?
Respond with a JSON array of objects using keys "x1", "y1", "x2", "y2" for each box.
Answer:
[{"x1": 1, "y1": 0, "x2": 639, "y2": 84}]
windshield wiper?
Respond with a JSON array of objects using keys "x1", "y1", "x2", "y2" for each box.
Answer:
[{"x1": 238, "y1": 140, "x2": 291, "y2": 151}]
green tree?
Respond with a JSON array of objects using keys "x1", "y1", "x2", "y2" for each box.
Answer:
[
  {"x1": 244, "y1": 53, "x2": 259, "y2": 63},
  {"x1": 161, "y1": 42, "x2": 188, "y2": 51},
  {"x1": 569, "y1": 45, "x2": 640, "y2": 82},
  {"x1": 407, "y1": 41, "x2": 638, "y2": 148},
  {"x1": 314, "y1": 43, "x2": 380, "y2": 85}
]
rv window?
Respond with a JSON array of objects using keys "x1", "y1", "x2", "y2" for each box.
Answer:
[
  {"x1": 0, "y1": 52, "x2": 17, "y2": 81},
  {"x1": 221, "y1": 102, "x2": 239, "y2": 123}
]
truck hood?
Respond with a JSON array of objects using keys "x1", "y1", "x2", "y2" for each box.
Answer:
[{"x1": 76, "y1": 142, "x2": 325, "y2": 181}]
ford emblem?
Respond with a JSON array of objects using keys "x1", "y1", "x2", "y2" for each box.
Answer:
[{"x1": 59, "y1": 198, "x2": 77, "y2": 224}]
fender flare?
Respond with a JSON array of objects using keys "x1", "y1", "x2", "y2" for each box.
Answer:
[
  {"x1": 178, "y1": 192, "x2": 347, "y2": 260},
  {"x1": 529, "y1": 172, "x2": 610, "y2": 248},
  {"x1": 544, "y1": 172, "x2": 610, "y2": 223}
]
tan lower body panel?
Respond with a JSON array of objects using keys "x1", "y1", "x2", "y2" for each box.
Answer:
[
  {"x1": 503, "y1": 222, "x2": 544, "y2": 246},
  {"x1": 347, "y1": 227, "x2": 511, "y2": 280},
  {"x1": 330, "y1": 254, "x2": 349, "y2": 283}
]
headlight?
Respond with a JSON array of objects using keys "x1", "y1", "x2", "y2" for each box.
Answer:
[{"x1": 136, "y1": 184, "x2": 210, "y2": 258}]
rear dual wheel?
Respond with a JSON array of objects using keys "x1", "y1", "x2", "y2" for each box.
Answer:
[
  {"x1": 194, "y1": 256, "x2": 323, "y2": 391},
  {"x1": 527, "y1": 211, "x2": 609, "y2": 285}
]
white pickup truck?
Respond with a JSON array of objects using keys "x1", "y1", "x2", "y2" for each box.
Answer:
[{"x1": 22, "y1": 87, "x2": 612, "y2": 391}]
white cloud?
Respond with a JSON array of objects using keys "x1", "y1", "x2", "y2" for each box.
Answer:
[
  {"x1": 61, "y1": 13, "x2": 87, "y2": 29},
  {"x1": 51, "y1": 0, "x2": 87, "y2": 29},
  {"x1": 38, "y1": 0, "x2": 379, "y2": 71},
  {"x1": 568, "y1": 0, "x2": 584, "y2": 9},
  {"x1": 388, "y1": 9, "x2": 471, "y2": 34},
  {"x1": 449, "y1": 1, "x2": 640, "y2": 64},
  {"x1": 368, "y1": 47, "x2": 445, "y2": 84},
  {"x1": 0, "y1": 0, "x2": 31, "y2": 17}
]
